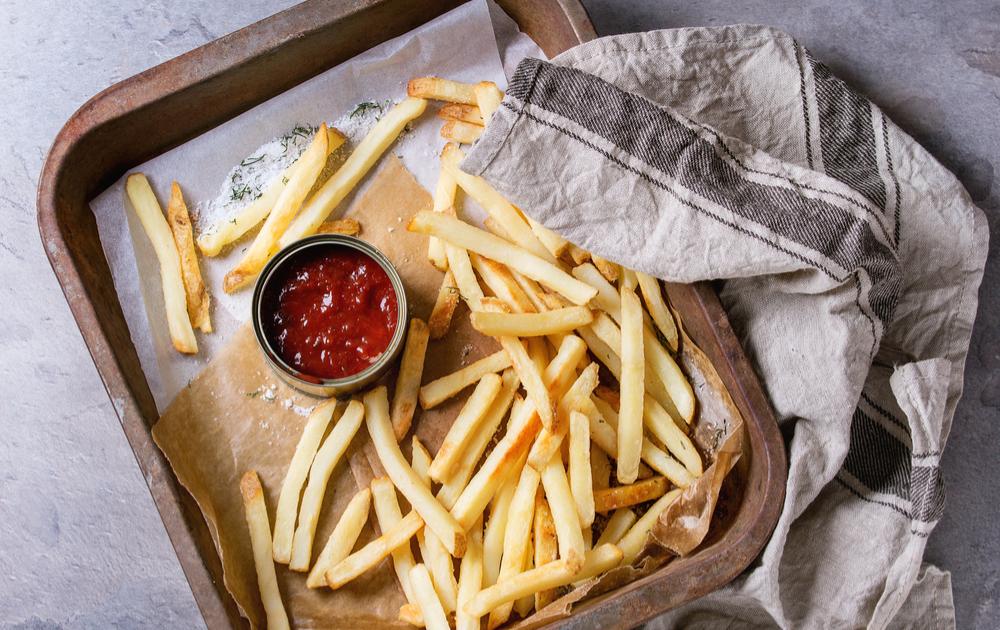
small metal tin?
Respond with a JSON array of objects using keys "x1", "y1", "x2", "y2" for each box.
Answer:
[{"x1": 251, "y1": 234, "x2": 408, "y2": 398}]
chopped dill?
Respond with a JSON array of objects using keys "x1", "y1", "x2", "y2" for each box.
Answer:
[
  {"x1": 350, "y1": 99, "x2": 392, "y2": 120},
  {"x1": 240, "y1": 154, "x2": 264, "y2": 167},
  {"x1": 245, "y1": 391, "x2": 260, "y2": 398}
]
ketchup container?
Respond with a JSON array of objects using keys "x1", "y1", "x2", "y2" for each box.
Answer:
[{"x1": 252, "y1": 235, "x2": 408, "y2": 397}]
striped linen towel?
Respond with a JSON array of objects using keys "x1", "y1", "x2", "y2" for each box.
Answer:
[{"x1": 463, "y1": 25, "x2": 988, "y2": 629}]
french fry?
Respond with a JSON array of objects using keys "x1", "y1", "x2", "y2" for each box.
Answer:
[
  {"x1": 166, "y1": 182, "x2": 211, "y2": 333},
  {"x1": 635, "y1": 271, "x2": 678, "y2": 352},
  {"x1": 594, "y1": 477, "x2": 670, "y2": 513},
  {"x1": 464, "y1": 545, "x2": 623, "y2": 618},
  {"x1": 533, "y1": 493, "x2": 559, "y2": 610},
  {"x1": 411, "y1": 438, "x2": 460, "y2": 613},
  {"x1": 224, "y1": 124, "x2": 330, "y2": 292},
  {"x1": 587, "y1": 396, "x2": 693, "y2": 488},
  {"x1": 447, "y1": 245, "x2": 486, "y2": 309},
  {"x1": 473, "y1": 81, "x2": 504, "y2": 124},
  {"x1": 527, "y1": 362, "x2": 600, "y2": 470},
  {"x1": 280, "y1": 97, "x2": 427, "y2": 247},
  {"x1": 540, "y1": 455, "x2": 585, "y2": 568},
  {"x1": 306, "y1": 487, "x2": 371, "y2": 588},
  {"x1": 408, "y1": 77, "x2": 477, "y2": 104},
  {"x1": 592, "y1": 255, "x2": 620, "y2": 284},
  {"x1": 419, "y1": 350, "x2": 512, "y2": 409},
  {"x1": 567, "y1": 243, "x2": 590, "y2": 265},
  {"x1": 438, "y1": 103, "x2": 484, "y2": 126},
  {"x1": 441, "y1": 145, "x2": 556, "y2": 263},
  {"x1": 125, "y1": 173, "x2": 198, "y2": 353},
  {"x1": 391, "y1": 318, "x2": 430, "y2": 440},
  {"x1": 441, "y1": 119, "x2": 484, "y2": 144},
  {"x1": 273, "y1": 399, "x2": 338, "y2": 564},
  {"x1": 643, "y1": 396, "x2": 703, "y2": 476},
  {"x1": 568, "y1": 410, "x2": 595, "y2": 527},
  {"x1": 399, "y1": 604, "x2": 424, "y2": 627},
  {"x1": 316, "y1": 217, "x2": 361, "y2": 236},
  {"x1": 513, "y1": 543, "x2": 535, "y2": 620},
  {"x1": 618, "y1": 489, "x2": 682, "y2": 564},
  {"x1": 618, "y1": 284, "x2": 644, "y2": 484},
  {"x1": 525, "y1": 215, "x2": 569, "y2": 259},
  {"x1": 428, "y1": 146, "x2": 461, "y2": 271},
  {"x1": 197, "y1": 126, "x2": 346, "y2": 256},
  {"x1": 490, "y1": 466, "x2": 540, "y2": 628},
  {"x1": 437, "y1": 368, "x2": 518, "y2": 510},
  {"x1": 451, "y1": 396, "x2": 542, "y2": 529},
  {"x1": 483, "y1": 476, "x2": 516, "y2": 587},
  {"x1": 240, "y1": 471, "x2": 290, "y2": 630},
  {"x1": 364, "y1": 387, "x2": 467, "y2": 557},
  {"x1": 471, "y1": 306, "x2": 593, "y2": 337},
  {"x1": 290, "y1": 400, "x2": 365, "y2": 571},
  {"x1": 469, "y1": 254, "x2": 537, "y2": 317},
  {"x1": 429, "y1": 373, "x2": 502, "y2": 482},
  {"x1": 410, "y1": 564, "x2": 450, "y2": 630},
  {"x1": 595, "y1": 508, "x2": 638, "y2": 547},
  {"x1": 325, "y1": 510, "x2": 424, "y2": 588},
  {"x1": 591, "y1": 448, "x2": 611, "y2": 491},
  {"x1": 621, "y1": 267, "x2": 638, "y2": 290},
  {"x1": 429, "y1": 270, "x2": 461, "y2": 339},
  {"x1": 370, "y1": 477, "x2": 419, "y2": 607},
  {"x1": 479, "y1": 298, "x2": 554, "y2": 429},
  {"x1": 456, "y1": 515, "x2": 484, "y2": 630},
  {"x1": 543, "y1": 335, "x2": 588, "y2": 395}
]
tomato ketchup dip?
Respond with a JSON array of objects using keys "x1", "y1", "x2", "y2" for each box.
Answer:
[{"x1": 258, "y1": 240, "x2": 401, "y2": 382}]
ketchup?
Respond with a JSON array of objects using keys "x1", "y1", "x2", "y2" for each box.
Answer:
[{"x1": 262, "y1": 245, "x2": 398, "y2": 380}]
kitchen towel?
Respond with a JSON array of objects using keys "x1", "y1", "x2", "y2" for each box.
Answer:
[{"x1": 462, "y1": 25, "x2": 988, "y2": 629}]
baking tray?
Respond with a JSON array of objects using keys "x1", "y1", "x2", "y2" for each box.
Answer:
[{"x1": 37, "y1": 1, "x2": 786, "y2": 627}]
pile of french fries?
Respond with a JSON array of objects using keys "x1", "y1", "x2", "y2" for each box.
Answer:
[{"x1": 233, "y1": 77, "x2": 703, "y2": 630}]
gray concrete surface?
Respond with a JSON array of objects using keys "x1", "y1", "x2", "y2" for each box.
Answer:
[{"x1": 1, "y1": 1, "x2": 995, "y2": 628}]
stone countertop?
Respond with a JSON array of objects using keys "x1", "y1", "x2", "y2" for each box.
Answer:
[{"x1": 2, "y1": 1, "x2": 995, "y2": 628}]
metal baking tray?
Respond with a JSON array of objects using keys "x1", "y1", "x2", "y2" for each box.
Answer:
[{"x1": 37, "y1": 1, "x2": 785, "y2": 627}]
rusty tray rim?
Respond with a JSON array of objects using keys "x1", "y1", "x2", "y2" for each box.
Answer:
[{"x1": 36, "y1": 1, "x2": 785, "y2": 627}]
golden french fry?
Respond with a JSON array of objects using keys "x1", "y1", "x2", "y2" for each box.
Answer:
[
  {"x1": 419, "y1": 350, "x2": 512, "y2": 409},
  {"x1": 513, "y1": 545, "x2": 535, "y2": 620},
  {"x1": 618, "y1": 284, "x2": 644, "y2": 484},
  {"x1": 527, "y1": 362, "x2": 600, "y2": 470},
  {"x1": 483, "y1": 476, "x2": 516, "y2": 587},
  {"x1": 240, "y1": 471, "x2": 290, "y2": 630},
  {"x1": 473, "y1": 81, "x2": 504, "y2": 124},
  {"x1": 273, "y1": 399, "x2": 338, "y2": 564},
  {"x1": 470, "y1": 254, "x2": 536, "y2": 314},
  {"x1": 441, "y1": 145, "x2": 556, "y2": 263},
  {"x1": 197, "y1": 126, "x2": 346, "y2": 256},
  {"x1": 490, "y1": 465, "x2": 539, "y2": 628},
  {"x1": 643, "y1": 396, "x2": 703, "y2": 476},
  {"x1": 316, "y1": 217, "x2": 361, "y2": 236},
  {"x1": 635, "y1": 271, "x2": 678, "y2": 352},
  {"x1": 326, "y1": 510, "x2": 424, "y2": 588},
  {"x1": 411, "y1": 438, "x2": 459, "y2": 613},
  {"x1": 398, "y1": 603, "x2": 424, "y2": 627},
  {"x1": 441, "y1": 119, "x2": 484, "y2": 144},
  {"x1": 533, "y1": 492, "x2": 559, "y2": 610},
  {"x1": 364, "y1": 387, "x2": 466, "y2": 557},
  {"x1": 594, "y1": 477, "x2": 670, "y2": 513},
  {"x1": 428, "y1": 146, "x2": 460, "y2": 271},
  {"x1": 569, "y1": 410, "x2": 595, "y2": 527},
  {"x1": 592, "y1": 255, "x2": 620, "y2": 283},
  {"x1": 429, "y1": 270, "x2": 460, "y2": 339},
  {"x1": 450, "y1": 397, "x2": 542, "y2": 529},
  {"x1": 166, "y1": 182, "x2": 211, "y2": 333},
  {"x1": 446, "y1": 241, "x2": 485, "y2": 309},
  {"x1": 306, "y1": 487, "x2": 371, "y2": 588},
  {"x1": 618, "y1": 489, "x2": 682, "y2": 564},
  {"x1": 438, "y1": 103, "x2": 485, "y2": 126},
  {"x1": 591, "y1": 448, "x2": 611, "y2": 491},
  {"x1": 437, "y1": 368, "x2": 519, "y2": 510},
  {"x1": 391, "y1": 318, "x2": 430, "y2": 440},
  {"x1": 464, "y1": 545, "x2": 622, "y2": 618},
  {"x1": 125, "y1": 173, "x2": 198, "y2": 353},
  {"x1": 540, "y1": 455, "x2": 585, "y2": 568},
  {"x1": 470, "y1": 306, "x2": 593, "y2": 337},
  {"x1": 224, "y1": 124, "x2": 330, "y2": 292},
  {"x1": 370, "y1": 476, "x2": 419, "y2": 606},
  {"x1": 408, "y1": 77, "x2": 478, "y2": 104},
  {"x1": 525, "y1": 215, "x2": 569, "y2": 259},
  {"x1": 410, "y1": 564, "x2": 450, "y2": 630},
  {"x1": 456, "y1": 515, "x2": 484, "y2": 630},
  {"x1": 290, "y1": 400, "x2": 365, "y2": 571},
  {"x1": 280, "y1": 98, "x2": 427, "y2": 247},
  {"x1": 430, "y1": 373, "x2": 502, "y2": 482},
  {"x1": 567, "y1": 243, "x2": 590, "y2": 265},
  {"x1": 543, "y1": 335, "x2": 588, "y2": 395},
  {"x1": 595, "y1": 508, "x2": 637, "y2": 547}
]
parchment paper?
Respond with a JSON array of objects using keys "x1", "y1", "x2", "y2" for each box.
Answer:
[{"x1": 90, "y1": 0, "x2": 542, "y2": 413}]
